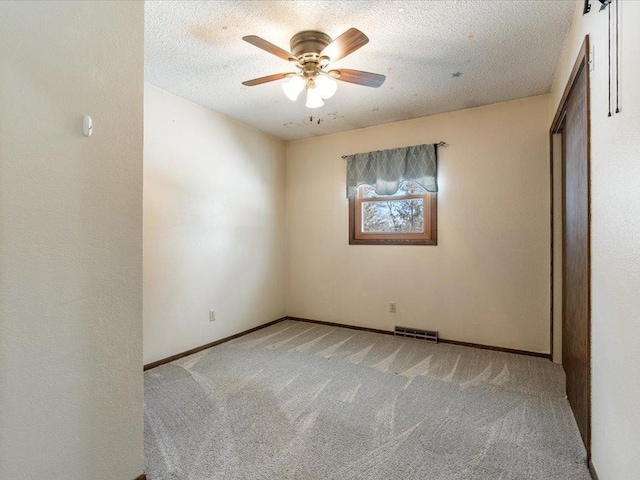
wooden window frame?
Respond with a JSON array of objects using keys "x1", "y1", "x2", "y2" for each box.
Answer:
[{"x1": 349, "y1": 191, "x2": 438, "y2": 245}]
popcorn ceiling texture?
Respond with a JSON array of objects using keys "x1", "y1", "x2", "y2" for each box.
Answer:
[
  {"x1": 144, "y1": 320, "x2": 592, "y2": 479},
  {"x1": 144, "y1": 0, "x2": 574, "y2": 141}
]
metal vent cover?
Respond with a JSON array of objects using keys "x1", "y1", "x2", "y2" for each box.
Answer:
[{"x1": 394, "y1": 326, "x2": 438, "y2": 343}]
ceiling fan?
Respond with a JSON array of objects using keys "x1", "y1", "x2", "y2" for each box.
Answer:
[{"x1": 242, "y1": 28, "x2": 386, "y2": 108}]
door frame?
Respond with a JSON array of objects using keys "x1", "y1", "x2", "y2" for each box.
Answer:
[{"x1": 549, "y1": 35, "x2": 591, "y2": 457}]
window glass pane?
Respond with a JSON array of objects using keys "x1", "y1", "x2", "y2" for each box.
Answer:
[
  {"x1": 359, "y1": 180, "x2": 427, "y2": 199},
  {"x1": 361, "y1": 198, "x2": 424, "y2": 233}
]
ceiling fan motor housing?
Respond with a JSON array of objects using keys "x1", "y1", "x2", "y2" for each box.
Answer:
[{"x1": 290, "y1": 30, "x2": 332, "y2": 61}]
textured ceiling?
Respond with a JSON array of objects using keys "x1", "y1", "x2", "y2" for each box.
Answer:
[{"x1": 145, "y1": 0, "x2": 575, "y2": 141}]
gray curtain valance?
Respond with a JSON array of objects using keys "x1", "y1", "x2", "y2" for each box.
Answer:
[{"x1": 345, "y1": 144, "x2": 438, "y2": 199}]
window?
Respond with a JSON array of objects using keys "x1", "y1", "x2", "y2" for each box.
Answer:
[{"x1": 349, "y1": 181, "x2": 437, "y2": 245}]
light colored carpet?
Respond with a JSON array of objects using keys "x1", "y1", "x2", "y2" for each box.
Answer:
[{"x1": 144, "y1": 320, "x2": 592, "y2": 480}]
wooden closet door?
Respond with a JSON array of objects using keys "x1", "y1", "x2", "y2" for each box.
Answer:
[{"x1": 562, "y1": 60, "x2": 590, "y2": 452}]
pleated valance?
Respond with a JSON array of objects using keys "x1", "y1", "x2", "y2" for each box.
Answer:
[{"x1": 345, "y1": 143, "x2": 438, "y2": 199}]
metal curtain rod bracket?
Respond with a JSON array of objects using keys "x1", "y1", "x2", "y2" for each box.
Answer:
[{"x1": 341, "y1": 141, "x2": 447, "y2": 159}]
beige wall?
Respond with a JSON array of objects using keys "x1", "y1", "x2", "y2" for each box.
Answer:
[
  {"x1": 0, "y1": 2, "x2": 144, "y2": 479},
  {"x1": 549, "y1": 1, "x2": 640, "y2": 478},
  {"x1": 286, "y1": 95, "x2": 551, "y2": 354},
  {"x1": 143, "y1": 85, "x2": 286, "y2": 365}
]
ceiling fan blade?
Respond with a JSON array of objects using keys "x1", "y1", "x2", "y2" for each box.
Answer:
[
  {"x1": 332, "y1": 69, "x2": 386, "y2": 88},
  {"x1": 242, "y1": 73, "x2": 290, "y2": 86},
  {"x1": 242, "y1": 35, "x2": 297, "y2": 62},
  {"x1": 321, "y1": 28, "x2": 369, "y2": 62}
]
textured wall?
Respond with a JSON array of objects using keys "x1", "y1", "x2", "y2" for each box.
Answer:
[
  {"x1": 549, "y1": 1, "x2": 640, "y2": 478},
  {"x1": 286, "y1": 95, "x2": 551, "y2": 354},
  {"x1": 0, "y1": 2, "x2": 144, "y2": 479},
  {"x1": 143, "y1": 85, "x2": 286, "y2": 365}
]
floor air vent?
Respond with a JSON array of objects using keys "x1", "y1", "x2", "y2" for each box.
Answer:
[{"x1": 394, "y1": 326, "x2": 439, "y2": 343}]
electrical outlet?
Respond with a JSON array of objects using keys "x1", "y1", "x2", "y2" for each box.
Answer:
[
  {"x1": 389, "y1": 302, "x2": 397, "y2": 313},
  {"x1": 209, "y1": 309, "x2": 216, "y2": 322}
]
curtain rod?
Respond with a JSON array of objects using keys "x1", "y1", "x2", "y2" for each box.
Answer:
[{"x1": 341, "y1": 141, "x2": 448, "y2": 159}]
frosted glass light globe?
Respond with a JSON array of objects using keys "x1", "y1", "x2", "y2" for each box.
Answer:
[
  {"x1": 305, "y1": 84, "x2": 324, "y2": 108},
  {"x1": 281, "y1": 75, "x2": 305, "y2": 101},
  {"x1": 315, "y1": 74, "x2": 337, "y2": 99}
]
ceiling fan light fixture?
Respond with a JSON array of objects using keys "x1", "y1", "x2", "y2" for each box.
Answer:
[
  {"x1": 242, "y1": 29, "x2": 385, "y2": 109},
  {"x1": 315, "y1": 74, "x2": 337, "y2": 99},
  {"x1": 282, "y1": 75, "x2": 305, "y2": 101},
  {"x1": 305, "y1": 82, "x2": 324, "y2": 108}
]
